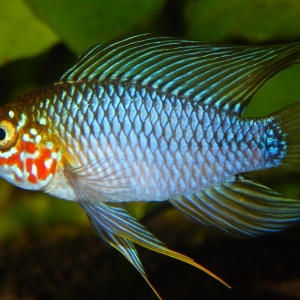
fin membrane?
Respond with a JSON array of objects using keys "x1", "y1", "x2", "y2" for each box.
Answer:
[
  {"x1": 60, "y1": 33, "x2": 300, "y2": 115},
  {"x1": 64, "y1": 168, "x2": 230, "y2": 299},
  {"x1": 88, "y1": 219, "x2": 163, "y2": 300},
  {"x1": 171, "y1": 174, "x2": 300, "y2": 238}
]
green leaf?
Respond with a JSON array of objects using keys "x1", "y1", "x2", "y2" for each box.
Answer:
[
  {"x1": 186, "y1": 0, "x2": 300, "y2": 42},
  {"x1": 0, "y1": 0, "x2": 59, "y2": 66},
  {"x1": 25, "y1": 0, "x2": 167, "y2": 54},
  {"x1": 244, "y1": 65, "x2": 300, "y2": 118}
]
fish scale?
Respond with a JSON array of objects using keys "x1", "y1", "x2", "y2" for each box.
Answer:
[
  {"x1": 19, "y1": 81, "x2": 265, "y2": 202},
  {"x1": 1, "y1": 34, "x2": 300, "y2": 299}
]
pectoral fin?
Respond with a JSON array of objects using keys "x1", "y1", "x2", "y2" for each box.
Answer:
[{"x1": 171, "y1": 174, "x2": 300, "y2": 238}]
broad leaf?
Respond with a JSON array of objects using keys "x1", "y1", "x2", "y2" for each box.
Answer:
[
  {"x1": 186, "y1": 0, "x2": 300, "y2": 43},
  {"x1": 25, "y1": 0, "x2": 167, "y2": 54},
  {"x1": 0, "y1": 0, "x2": 59, "y2": 66}
]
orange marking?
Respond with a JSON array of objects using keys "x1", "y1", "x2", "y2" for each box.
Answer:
[
  {"x1": 13, "y1": 174, "x2": 22, "y2": 182},
  {"x1": 28, "y1": 173, "x2": 38, "y2": 184},
  {"x1": 41, "y1": 148, "x2": 51, "y2": 158},
  {"x1": 24, "y1": 141, "x2": 37, "y2": 154},
  {"x1": 26, "y1": 158, "x2": 33, "y2": 173},
  {"x1": 0, "y1": 138, "x2": 58, "y2": 185},
  {"x1": 49, "y1": 159, "x2": 57, "y2": 175},
  {"x1": 35, "y1": 148, "x2": 56, "y2": 180},
  {"x1": 0, "y1": 152, "x2": 23, "y2": 170},
  {"x1": 35, "y1": 157, "x2": 48, "y2": 180}
]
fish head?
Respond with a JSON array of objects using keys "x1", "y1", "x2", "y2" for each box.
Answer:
[{"x1": 0, "y1": 103, "x2": 59, "y2": 191}]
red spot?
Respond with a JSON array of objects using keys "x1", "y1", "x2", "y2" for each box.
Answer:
[
  {"x1": 28, "y1": 173, "x2": 38, "y2": 184},
  {"x1": 0, "y1": 140, "x2": 58, "y2": 185},
  {"x1": 41, "y1": 148, "x2": 51, "y2": 159},
  {"x1": 34, "y1": 148, "x2": 57, "y2": 181},
  {"x1": 13, "y1": 174, "x2": 22, "y2": 182},
  {"x1": 24, "y1": 142, "x2": 37, "y2": 154},
  {"x1": 0, "y1": 152, "x2": 23, "y2": 170},
  {"x1": 49, "y1": 159, "x2": 57, "y2": 174},
  {"x1": 35, "y1": 158, "x2": 47, "y2": 180},
  {"x1": 26, "y1": 158, "x2": 33, "y2": 173},
  {"x1": 25, "y1": 158, "x2": 38, "y2": 183},
  {"x1": 0, "y1": 140, "x2": 36, "y2": 174}
]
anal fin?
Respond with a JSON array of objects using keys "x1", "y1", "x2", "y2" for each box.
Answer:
[{"x1": 171, "y1": 174, "x2": 300, "y2": 238}]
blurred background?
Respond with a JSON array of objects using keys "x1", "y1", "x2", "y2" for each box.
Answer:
[{"x1": 0, "y1": 0, "x2": 300, "y2": 299}]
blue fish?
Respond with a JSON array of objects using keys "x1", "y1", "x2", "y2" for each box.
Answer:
[{"x1": 0, "y1": 34, "x2": 300, "y2": 298}]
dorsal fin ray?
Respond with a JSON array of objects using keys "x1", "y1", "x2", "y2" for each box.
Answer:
[{"x1": 59, "y1": 33, "x2": 300, "y2": 114}]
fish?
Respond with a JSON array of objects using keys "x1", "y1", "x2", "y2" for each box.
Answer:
[{"x1": 1, "y1": 33, "x2": 300, "y2": 299}]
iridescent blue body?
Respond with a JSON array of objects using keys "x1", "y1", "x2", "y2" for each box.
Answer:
[
  {"x1": 2, "y1": 34, "x2": 300, "y2": 298},
  {"x1": 23, "y1": 81, "x2": 267, "y2": 202}
]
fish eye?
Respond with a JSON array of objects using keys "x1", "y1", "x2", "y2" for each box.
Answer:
[{"x1": 0, "y1": 120, "x2": 17, "y2": 148}]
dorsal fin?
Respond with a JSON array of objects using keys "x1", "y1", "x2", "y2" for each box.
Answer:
[{"x1": 59, "y1": 33, "x2": 300, "y2": 114}]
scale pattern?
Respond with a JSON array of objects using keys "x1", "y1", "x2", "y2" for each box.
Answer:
[{"x1": 22, "y1": 81, "x2": 268, "y2": 202}]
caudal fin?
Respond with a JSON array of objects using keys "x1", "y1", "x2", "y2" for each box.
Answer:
[{"x1": 266, "y1": 100, "x2": 300, "y2": 171}]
